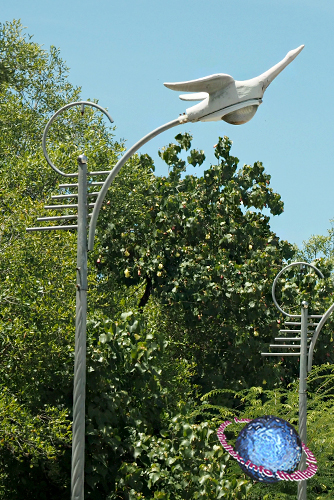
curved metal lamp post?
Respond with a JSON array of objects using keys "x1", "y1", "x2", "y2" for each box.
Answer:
[
  {"x1": 262, "y1": 262, "x2": 334, "y2": 500},
  {"x1": 88, "y1": 45, "x2": 304, "y2": 250},
  {"x1": 25, "y1": 45, "x2": 303, "y2": 500},
  {"x1": 27, "y1": 101, "x2": 114, "y2": 500}
]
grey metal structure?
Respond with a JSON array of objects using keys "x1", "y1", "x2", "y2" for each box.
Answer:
[
  {"x1": 262, "y1": 261, "x2": 333, "y2": 500},
  {"x1": 41, "y1": 101, "x2": 113, "y2": 177},
  {"x1": 27, "y1": 101, "x2": 114, "y2": 500},
  {"x1": 27, "y1": 102, "x2": 189, "y2": 500}
]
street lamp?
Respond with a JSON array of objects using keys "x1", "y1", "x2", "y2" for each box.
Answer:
[
  {"x1": 163, "y1": 45, "x2": 304, "y2": 124},
  {"x1": 88, "y1": 45, "x2": 304, "y2": 249},
  {"x1": 262, "y1": 261, "x2": 334, "y2": 500},
  {"x1": 26, "y1": 45, "x2": 303, "y2": 500}
]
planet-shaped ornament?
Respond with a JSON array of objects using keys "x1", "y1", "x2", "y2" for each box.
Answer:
[
  {"x1": 217, "y1": 416, "x2": 317, "y2": 483},
  {"x1": 235, "y1": 415, "x2": 302, "y2": 483}
]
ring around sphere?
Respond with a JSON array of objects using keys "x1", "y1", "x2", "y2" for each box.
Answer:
[
  {"x1": 272, "y1": 261, "x2": 324, "y2": 317},
  {"x1": 42, "y1": 101, "x2": 114, "y2": 177}
]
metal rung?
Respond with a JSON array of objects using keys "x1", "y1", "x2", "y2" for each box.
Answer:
[
  {"x1": 51, "y1": 192, "x2": 99, "y2": 200},
  {"x1": 59, "y1": 182, "x2": 104, "y2": 188},
  {"x1": 37, "y1": 215, "x2": 78, "y2": 221},
  {"x1": 261, "y1": 352, "x2": 301, "y2": 357},
  {"x1": 275, "y1": 337, "x2": 310, "y2": 341},
  {"x1": 284, "y1": 315, "x2": 322, "y2": 319},
  {"x1": 52, "y1": 194, "x2": 78, "y2": 200},
  {"x1": 36, "y1": 214, "x2": 91, "y2": 221},
  {"x1": 88, "y1": 171, "x2": 110, "y2": 175},
  {"x1": 284, "y1": 322, "x2": 319, "y2": 327},
  {"x1": 45, "y1": 204, "x2": 78, "y2": 209},
  {"x1": 44, "y1": 204, "x2": 95, "y2": 209},
  {"x1": 270, "y1": 344, "x2": 301, "y2": 349},
  {"x1": 280, "y1": 330, "x2": 314, "y2": 335},
  {"x1": 57, "y1": 171, "x2": 109, "y2": 178},
  {"x1": 26, "y1": 225, "x2": 78, "y2": 231}
]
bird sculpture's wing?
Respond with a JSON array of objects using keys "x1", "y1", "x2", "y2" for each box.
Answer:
[
  {"x1": 164, "y1": 74, "x2": 235, "y2": 95},
  {"x1": 179, "y1": 92, "x2": 208, "y2": 101}
]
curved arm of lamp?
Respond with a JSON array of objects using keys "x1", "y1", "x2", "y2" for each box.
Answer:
[
  {"x1": 88, "y1": 115, "x2": 188, "y2": 251},
  {"x1": 308, "y1": 302, "x2": 334, "y2": 372}
]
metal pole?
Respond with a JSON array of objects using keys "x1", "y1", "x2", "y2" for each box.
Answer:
[
  {"x1": 71, "y1": 154, "x2": 88, "y2": 500},
  {"x1": 298, "y1": 300, "x2": 308, "y2": 500}
]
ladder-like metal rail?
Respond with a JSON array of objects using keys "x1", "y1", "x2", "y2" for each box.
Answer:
[
  {"x1": 26, "y1": 171, "x2": 109, "y2": 233},
  {"x1": 261, "y1": 316, "x2": 321, "y2": 358}
]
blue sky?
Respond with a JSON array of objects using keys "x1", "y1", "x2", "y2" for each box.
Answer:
[{"x1": 3, "y1": 0, "x2": 334, "y2": 248}]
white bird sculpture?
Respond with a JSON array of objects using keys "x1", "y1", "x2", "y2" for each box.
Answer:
[{"x1": 164, "y1": 45, "x2": 304, "y2": 124}]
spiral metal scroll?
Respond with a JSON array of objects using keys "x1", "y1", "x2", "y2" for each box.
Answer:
[
  {"x1": 42, "y1": 101, "x2": 114, "y2": 177},
  {"x1": 272, "y1": 261, "x2": 324, "y2": 317}
]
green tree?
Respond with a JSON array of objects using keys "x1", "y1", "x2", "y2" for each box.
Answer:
[
  {"x1": 84, "y1": 310, "x2": 253, "y2": 500},
  {"x1": 296, "y1": 220, "x2": 334, "y2": 263},
  {"x1": 0, "y1": 19, "x2": 121, "y2": 498},
  {"x1": 95, "y1": 133, "x2": 296, "y2": 393}
]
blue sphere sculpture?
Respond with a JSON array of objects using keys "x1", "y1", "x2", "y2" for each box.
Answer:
[{"x1": 235, "y1": 415, "x2": 302, "y2": 483}]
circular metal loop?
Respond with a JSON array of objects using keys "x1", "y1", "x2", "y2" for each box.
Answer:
[
  {"x1": 272, "y1": 261, "x2": 324, "y2": 317},
  {"x1": 42, "y1": 101, "x2": 114, "y2": 177}
]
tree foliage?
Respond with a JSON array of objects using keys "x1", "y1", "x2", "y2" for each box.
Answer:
[
  {"x1": 0, "y1": 19, "x2": 120, "y2": 498},
  {"x1": 2, "y1": 18, "x2": 334, "y2": 500},
  {"x1": 83, "y1": 311, "x2": 253, "y2": 500},
  {"x1": 96, "y1": 133, "x2": 297, "y2": 392}
]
